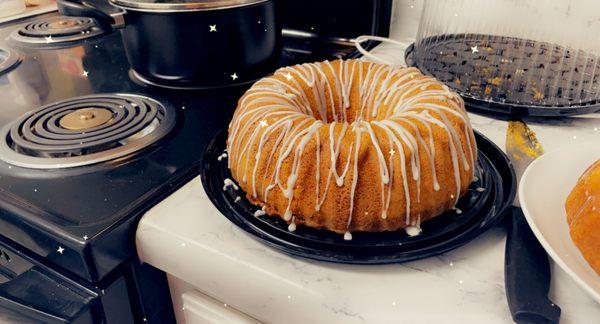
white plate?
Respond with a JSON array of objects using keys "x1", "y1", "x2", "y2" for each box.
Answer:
[{"x1": 520, "y1": 142, "x2": 600, "y2": 303}]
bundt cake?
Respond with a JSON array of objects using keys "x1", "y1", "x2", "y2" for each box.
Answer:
[
  {"x1": 566, "y1": 159, "x2": 600, "y2": 275},
  {"x1": 227, "y1": 59, "x2": 477, "y2": 238}
]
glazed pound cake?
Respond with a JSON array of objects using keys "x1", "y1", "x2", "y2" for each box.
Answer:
[{"x1": 227, "y1": 59, "x2": 477, "y2": 238}]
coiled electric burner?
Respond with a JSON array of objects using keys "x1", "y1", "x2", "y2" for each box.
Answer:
[
  {"x1": 0, "y1": 47, "x2": 21, "y2": 75},
  {"x1": 0, "y1": 94, "x2": 176, "y2": 169},
  {"x1": 10, "y1": 16, "x2": 104, "y2": 46}
]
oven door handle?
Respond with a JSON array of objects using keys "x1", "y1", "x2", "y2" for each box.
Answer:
[{"x1": 0, "y1": 265, "x2": 97, "y2": 323}]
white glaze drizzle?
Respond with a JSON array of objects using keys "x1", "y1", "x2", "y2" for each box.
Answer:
[
  {"x1": 346, "y1": 123, "x2": 362, "y2": 228},
  {"x1": 228, "y1": 60, "x2": 476, "y2": 232},
  {"x1": 405, "y1": 225, "x2": 422, "y2": 237},
  {"x1": 288, "y1": 222, "x2": 297, "y2": 232},
  {"x1": 343, "y1": 231, "x2": 353, "y2": 241},
  {"x1": 223, "y1": 178, "x2": 239, "y2": 191}
]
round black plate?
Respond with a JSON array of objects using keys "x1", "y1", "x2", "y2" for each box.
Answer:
[
  {"x1": 201, "y1": 129, "x2": 515, "y2": 264},
  {"x1": 405, "y1": 36, "x2": 600, "y2": 117}
]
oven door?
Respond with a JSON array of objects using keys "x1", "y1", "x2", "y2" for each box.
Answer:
[{"x1": 0, "y1": 237, "x2": 98, "y2": 323}]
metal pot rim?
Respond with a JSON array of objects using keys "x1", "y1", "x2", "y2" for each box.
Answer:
[{"x1": 109, "y1": 0, "x2": 268, "y2": 12}]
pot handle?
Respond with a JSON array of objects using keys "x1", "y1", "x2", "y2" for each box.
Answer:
[{"x1": 56, "y1": 0, "x2": 126, "y2": 30}]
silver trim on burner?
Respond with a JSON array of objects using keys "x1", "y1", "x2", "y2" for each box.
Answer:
[
  {"x1": 0, "y1": 47, "x2": 21, "y2": 75},
  {"x1": 10, "y1": 16, "x2": 104, "y2": 46},
  {"x1": 110, "y1": 0, "x2": 268, "y2": 12},
  {"x1": 129, "y1": 68, "x2": 256, "y2": 90},
  {"x1": 282, "y1": 28, "x2": 356, "y2": 47},
  {"x1": 0, "y1": 94, "x2": 176, "y2": 169}
]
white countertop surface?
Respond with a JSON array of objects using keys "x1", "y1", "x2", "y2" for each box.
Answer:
[
  {"x1": 136, "y1": 39, "x2": 600, "y2": 324},
  {"x1": 0, "y1": 1, "x2": 57, "y2": 25}
]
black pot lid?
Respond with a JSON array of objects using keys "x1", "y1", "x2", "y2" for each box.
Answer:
[
  {"x1": 201, "y1": 128, "x2": 516, "y2": 264},
  {"x1": 110, "y1": 0, "x2": 268, "y2": 12}
]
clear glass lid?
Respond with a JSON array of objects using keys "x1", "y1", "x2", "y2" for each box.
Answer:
[{"x1": 412, "y1": 0, "x2": 600, "y2": 108}]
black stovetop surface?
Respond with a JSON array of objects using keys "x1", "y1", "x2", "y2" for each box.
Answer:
[{"x1": 0, "y1": 12, "x2": 358, "y2": 283}]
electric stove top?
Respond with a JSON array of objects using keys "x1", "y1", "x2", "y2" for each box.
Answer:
[{"x1": 0, "y1": 12, "x2": 361, "y2": 284}]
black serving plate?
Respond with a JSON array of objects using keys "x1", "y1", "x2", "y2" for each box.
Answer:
[
  {"x1": 404, "y1": 38, "x2": 600, "y2": 117},
  {"x1": 202, "y1": 128, "x2": 515, "y2": 264}
]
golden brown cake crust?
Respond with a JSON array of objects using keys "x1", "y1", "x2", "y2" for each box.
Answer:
[
  {"x1": 566, "y1": 159, "x2": 600, "y2": 275},
  {"x1": 227, "y1": 59, "x2": 477, "y2": 235}
]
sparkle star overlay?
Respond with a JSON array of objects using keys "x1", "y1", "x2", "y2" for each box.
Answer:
[
  {"x1": 284, "y1": 72, "x2": 293, "y2": 81},
  {"x1": 57, "y1": 246, "x2": 65, "y2": 254},
  {"x1": 209, "y1": 25, "x2": 217, "y2": 32},
  {"x1": 45, "y1": 36, "x2": 52, "y2": 43},
  {"x1": 82, "y1": 71, "x2": 89, "y2": 77},
  {"x1": 471, "y1": 46, "x2": 479, "y2": 54},
  {"x1": 230, "y1": 73, "x2": 239, "y2": 81}
]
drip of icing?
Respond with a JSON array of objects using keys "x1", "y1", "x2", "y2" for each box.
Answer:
[
  {"x1": 217, "y1": 152, "x2": 228, "y2": 161},
  {"x1": 329, "y1": 122, "x2": 353, "y2": 187},
  {"x1": 223, "y1": 178, "x2": 239, "y2": 191},
  {"x1": 476, "y1": 187, "x2": 486, "y2": 192},
  {"x1": 381, "y1": 136, "x2": 395, "y2": 219},
  {"x1": 372, "y1": 121, "x2": 411, "y2": 224},
  {"x1": 314, "y1": 131, "x2": 321, "y2": 207},
  {"x1": 405, "y1": 225, "x2": 422, "y2": 237},
  {"x1": 254, "y1": 209, "x2": 266, "y2": 217},
  {"x1": 234, "y1": 196, "x2": 241, "y2": 203},
  {"x1": 343, "y1": 231, "x2": 353, "y2": 241},
  {"x1": 453, "y1": 207, "x2": 463, "y2": 215},
  {"x1": 288, "y1": 222, "x2": 297, "y2": 232},
  {"x1": 346, "y1": 123, "x2": 362, "y2": 229}
]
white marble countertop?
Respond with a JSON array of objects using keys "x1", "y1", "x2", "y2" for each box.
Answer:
[
  {"x1": 0, "y1": 1, "x2": 57, "y2": 24},
  {"x1": 136, "y1": 41, "x2": 600, "y2": 324}
]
